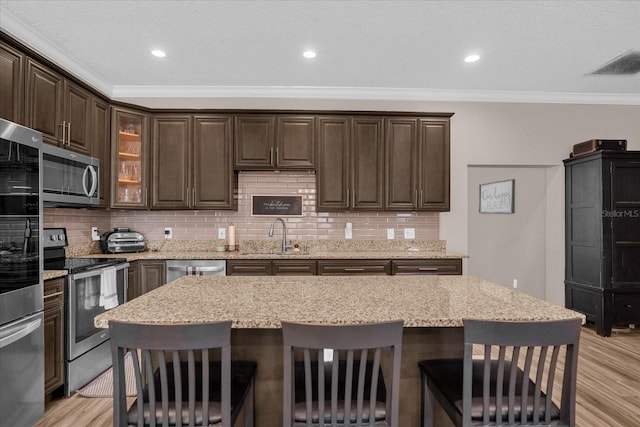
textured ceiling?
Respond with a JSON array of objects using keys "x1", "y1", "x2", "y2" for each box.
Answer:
[{"x1": 1, "y1": 0, "x2": 639, "y2": 108}]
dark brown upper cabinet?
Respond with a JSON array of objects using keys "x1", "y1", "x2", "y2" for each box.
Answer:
[
  {"x1": 316, "y1": 116, "x2": 384, "y2": 211},
  {"x1": 234, "y1": 114, "x2": 315, "y2": 170},
  {"x1": 151, "y1": 114, "x2": 192, "y2": 209},
  {"x1": 0, "y1": 40, "x2": 24, "y2": 124},
  {"x1": 151, "y1": 114, "x2": 236, "y2": 210},
  {"x1": 192, "y1": 115, "x2": 237, "y2": 209},
  {"x1": 384, "y1": 117, "x2": 450, "y2": 211},
  {"x1": 90, "y1": 98, "x2": 111, "y2": 208},
  {"x1": 417, "y1": 118, "x2": 450, "y2": 210},
  {"x1": 25, "y1": 59, "x2": 91, "y2": 154}
]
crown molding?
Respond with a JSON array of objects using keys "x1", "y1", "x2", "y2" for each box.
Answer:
[
  {"x1": 0, "y1": 9, "x2": 113, "y2": 96},
  {"x1": 112, "y1": 85, "x2": 640, "y2": 106}
]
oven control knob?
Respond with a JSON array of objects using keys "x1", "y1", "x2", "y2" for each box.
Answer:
[
  {"x1": 50, "y1": 235, "x2": 57, "y2": 240},
  {"x1": 58, "y1": 234, "x2": 65, "y2": 241}
]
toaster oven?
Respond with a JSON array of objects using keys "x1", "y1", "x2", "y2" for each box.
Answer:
[{"x1": 99, "y1": 228, "x2": 145, "y2": 254}]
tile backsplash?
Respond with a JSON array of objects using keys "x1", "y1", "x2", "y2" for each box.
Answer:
[{"x1": 45, "y1": 172, "x2": 439, "y2": 245}]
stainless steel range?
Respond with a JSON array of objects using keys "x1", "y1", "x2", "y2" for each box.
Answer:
[{"x1": 43, "y1": 228, "x2": 128, "y2": 396}]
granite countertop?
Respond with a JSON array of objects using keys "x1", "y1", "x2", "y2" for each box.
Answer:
[
  {"x1": 44, "y1": 270, "x2": 67, "y2": 280},
  {"x1": 94, "y1": 275, "x2": 584, "y2": 329},
  {"x1": 82, "y1": 249, "x2": 465, "y2": 262}
]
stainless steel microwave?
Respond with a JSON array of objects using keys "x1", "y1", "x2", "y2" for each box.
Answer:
[{"x1": 42, "y1": 144, "x2": 99, "y2": 207}]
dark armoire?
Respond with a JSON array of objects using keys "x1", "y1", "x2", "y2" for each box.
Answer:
[{"x1": 564, "y1": 150, "x2": 640, "y2": 336}]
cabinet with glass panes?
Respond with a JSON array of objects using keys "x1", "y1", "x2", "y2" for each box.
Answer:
[{"x1": 111, "y1": 107, "x2": 148, "y2": 208}]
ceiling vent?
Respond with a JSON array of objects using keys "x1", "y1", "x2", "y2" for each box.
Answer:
[{"x1": 587, "y1": 50, "x2": 640, "y2": 75}]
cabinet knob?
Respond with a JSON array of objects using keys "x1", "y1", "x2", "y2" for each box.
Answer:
[{"x1": 625, "y1": 304, "x2": 633, "y2": 309}]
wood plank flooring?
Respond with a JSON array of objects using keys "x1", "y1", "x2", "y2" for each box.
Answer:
[{"x1": 34, "y1": 324, "x2": 640, "y2": 427}]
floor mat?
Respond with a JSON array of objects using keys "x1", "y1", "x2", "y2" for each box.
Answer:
[{"x1": 76, "y1": 352, "x2": 136, "y2": 397}]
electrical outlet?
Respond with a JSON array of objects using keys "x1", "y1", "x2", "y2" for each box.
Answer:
[
  {"x1": 218, "y1": 228, "x2": 226, "y2": 239},
  {"x1": 346, "y1": 222, "x2": 352, "y2": 231},
  {"x1": 345, "y1": 228, "x2": 352, "y2": 239},
  {"x1": 164, "y1": 227, "x2": 172, "y2": 239},
  {"x1": 387, "y1": 228, "x2": 394, "y2": 239},
  {"x1": 513, "y1": 279, "x2": 518, "y2": 289},
  {"x1": 91, "y1": 227, "x2": 100, "y2": 241},
  {"x1": 404, "y1": 228, "x2": 415, "y2": 239}
]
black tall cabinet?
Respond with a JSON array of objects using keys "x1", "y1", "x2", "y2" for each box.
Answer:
[{"x1": 564, "y1": 150, "x2": 640, "y2": 336}]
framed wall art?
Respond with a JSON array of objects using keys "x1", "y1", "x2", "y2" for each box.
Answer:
[
  {"x1": 479, "y1": 179, "x2": 514, "y2": 213},
  {"x1": 252, "y1": 195, "x2": 303, "y2": 216}
]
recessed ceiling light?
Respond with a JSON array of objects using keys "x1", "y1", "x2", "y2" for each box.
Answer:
[
  {"x1": 464, "y1": 54, "x2": 480, "y2": 63},
  {"x1": 303, "y1": 50, "x2": 316, "y2": 59},
  {"x1": 151, "y1": 50, "x2": 166, "y2": 58}
]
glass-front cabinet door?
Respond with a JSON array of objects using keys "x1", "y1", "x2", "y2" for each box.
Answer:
[{"x1": 111, "y1": 107, "x2": 148, "y2": 208}]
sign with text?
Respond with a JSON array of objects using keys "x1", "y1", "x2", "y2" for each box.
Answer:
[
  {"x1": 252, "y1": 195, "x2": 303, "y2": 216},
  {"x1": 479, "y1": 179, "x2": 515, "y2": 213}
]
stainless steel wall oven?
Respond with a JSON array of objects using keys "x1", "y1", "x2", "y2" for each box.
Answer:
[
  {"x1": 0, "y1": 118, "x2": 44, "y2": 427},
  {"x1": 43, "y1": 228, "x2": 128, "y2": 395}
]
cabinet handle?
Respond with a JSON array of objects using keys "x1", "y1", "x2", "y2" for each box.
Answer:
[
  {"x1": 67, "y1": 122, "x2": 71, "y2": 145},
  {"x1": 61, "y1": 120, "x2": 66, "y2": 144},
  {"x1": 344, "y1": 268, "x2": 365, "y2": 272},
  {"x1": 275, "y1": 146, "x2": 279, "y2": 165},
  {"x1": 270, "y1": 147, "x2": 274, "y2": 165},
  {"x1": 346, "y1": 188, "x2": 350, "y2": 206},
  {"x1": 44, "y1": 291, "x2": 64, "y2": 299},
  {"x1": 145, "y1": 188, "x2": 148, "y2": 205},
  {"x1": 187, "y1": 188, "x2": 190, "y2": 205},
  {"x1": 626, "y1": 304, "x2": 633, "y2": 309},
  {"x1": 192, "y1": 188, "x2": 196, "y2": 206},
  {"x1": 418, "y1": 267, "x2": 438, "y2": 272}
]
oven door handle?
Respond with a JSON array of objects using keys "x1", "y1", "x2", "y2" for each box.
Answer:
[
  {"x1": 70, "y1": 263, "x2": 128, "y2": 281},
  {"x1": 0, "y1": 317, "x2": 42, "y2": 349}
]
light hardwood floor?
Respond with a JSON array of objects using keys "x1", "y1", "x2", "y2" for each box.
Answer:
[{"x1": 34, "y1": 324, "x2": 640, "y2": 427}]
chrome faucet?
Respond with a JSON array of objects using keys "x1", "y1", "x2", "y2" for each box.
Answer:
[{"x1": 268, "y1": 217, "x2": 291, "y2": 252}]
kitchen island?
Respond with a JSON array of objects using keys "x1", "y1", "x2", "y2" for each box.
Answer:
[{"x1": 95, "y1": 275, "x2": 583, "y2": 426}]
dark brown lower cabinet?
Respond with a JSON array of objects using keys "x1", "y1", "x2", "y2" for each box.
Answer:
[
  {"x1": 126, "y1": 260, "x2": 166, "y2": 300},
  {"x1": 138, "y1": 260, "x2": 166, "y2": 294},
  {"x1": 126, "y1": 261, "x2": 139, "y2": 301},
  {"x1": 226, "y1": 259, "x2": 316, "y2": 276},
  {"x1": 391, "y1": 259, "x2": 462, "y2": 275},
  {"x1": 44, "y1": 278, "x2": 64, "y2": 399},
  {"x1": 227, "y1": 258, "x2": 462, "y2": 276},
  {"x1": 317, "y1": 260, "x2": 391, "y2": 275}
]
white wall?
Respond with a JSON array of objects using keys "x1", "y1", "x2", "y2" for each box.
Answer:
[{"x1": 467, "y1": 166, "x2": 548, "y2": 299}]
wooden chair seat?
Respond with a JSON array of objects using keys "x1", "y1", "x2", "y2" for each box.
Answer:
[
  {"x1": 127, "y1": 360, "x2": 256, "y2": 426},
  {"x1": 419, "y1": 319, "x2": 581, "y2": 427},
  {"x1": 419, "y1": 359, "x2": 560, "y2": 422}
]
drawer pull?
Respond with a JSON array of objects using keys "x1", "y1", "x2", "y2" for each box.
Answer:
[
  {"x1": 418, "y1": 267, "x2": 438, "y2": 271},
  {"x1": 344, "y1": 268, "x2": 365, "y2": 272},
  {"x1": 44, "y1": 291, "x2": 64, "y2": 300}
]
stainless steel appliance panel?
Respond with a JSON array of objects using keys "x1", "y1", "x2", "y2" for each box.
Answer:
[
  {"x1": 66, "y1": 263, "x2": 127, "y2": 361},
  {"x1": 166, "y1": 259, "x2": 226, "y2": 283},
  {"x1": 42, "y1": 143, "x2": 99, "y2": 207},
  {"x1": 0, "y1": 312, "x2": 44, "y2": 427},
  {"x1": 0, "y1": 118, "x2": 43, "y2": 425},
  {"x1": 65, "y1": 262, "x2": 127, "y2": 395}
]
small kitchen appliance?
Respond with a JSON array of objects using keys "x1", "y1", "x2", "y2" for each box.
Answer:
[{"x1": 99, "y1": 227, "x2": 145, "y2": 254}]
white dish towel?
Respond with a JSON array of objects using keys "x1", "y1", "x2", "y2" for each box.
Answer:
[{"x1": 99, "y1": 267, "x2": 119, "y2": 309}]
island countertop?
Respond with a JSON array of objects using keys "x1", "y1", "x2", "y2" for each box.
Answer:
[{"x1": 94, "y1": 275, "x2": 583, "y2": 328}]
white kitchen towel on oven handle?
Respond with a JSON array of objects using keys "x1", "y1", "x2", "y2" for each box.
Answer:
[{"x1": 99, "y1": 267, "x2": 119, "y2": 309}]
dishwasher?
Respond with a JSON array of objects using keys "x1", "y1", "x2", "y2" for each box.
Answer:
[{"x1": 166, "y1": 260, "x2": 226, "y2": 282}]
